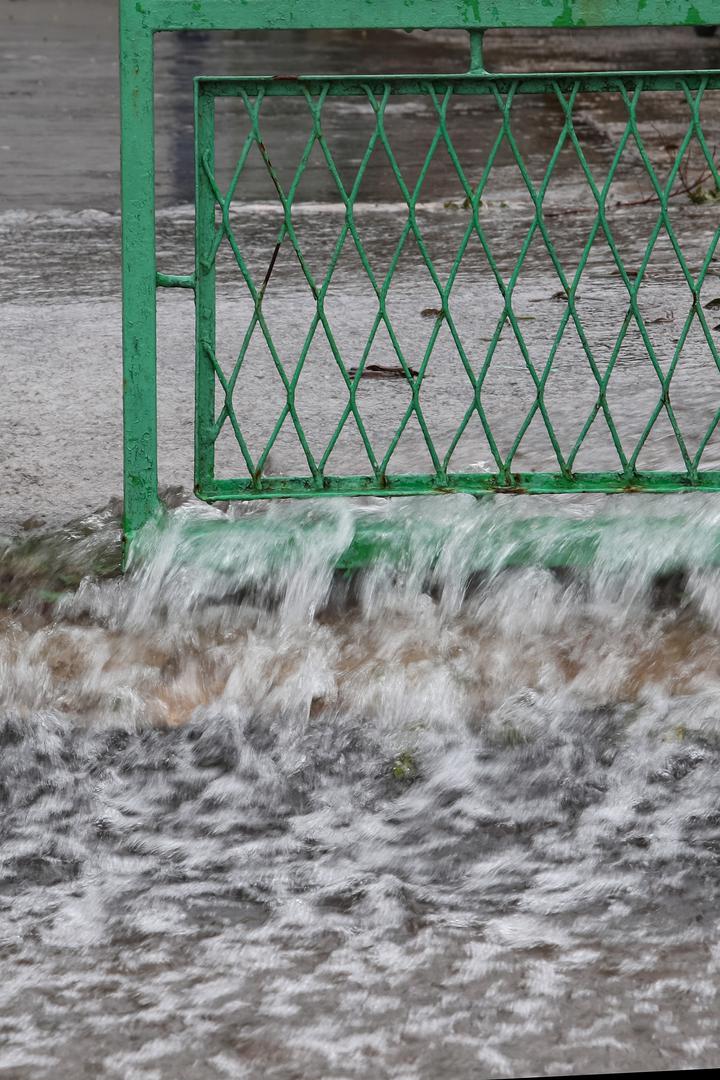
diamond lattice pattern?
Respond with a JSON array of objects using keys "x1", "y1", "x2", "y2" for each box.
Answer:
[{"x1": 194, "y1": 73, "x2": 720, "y2": 499}]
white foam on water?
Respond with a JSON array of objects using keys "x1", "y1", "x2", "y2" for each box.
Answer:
[{"x1": 2, "y1": 494, "x2": 720, "y2": 1075}]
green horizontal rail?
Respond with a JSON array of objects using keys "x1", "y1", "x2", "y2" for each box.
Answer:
[
  {"x1": 132, "y1": 0, "x2": 719, "y2": 31},
  {"x1": 156, "y1": 271, "x2": 195, "y2": 289},
  {"x1": 131, "y1": 506, "x2": 720, "y2": 577},
  {"x1": 201, "y1": 71, "x2": 720, "y2": 96},
  {"x1": 198, "y1": 473, "x2": 720, "y2": 500}
]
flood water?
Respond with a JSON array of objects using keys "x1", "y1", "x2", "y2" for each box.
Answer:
[{"x1": 3, "y1": 2, "x2": 720, "y2": 1077}]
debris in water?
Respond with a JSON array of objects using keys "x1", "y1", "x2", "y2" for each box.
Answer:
[{"x1": 347, "y1": 362, "x2": 419, "y2": 379}]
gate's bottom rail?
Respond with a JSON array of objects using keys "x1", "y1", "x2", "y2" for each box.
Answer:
[
  {"x1": 198, "y1": 471, "x2": 720, "y2": 501},
  {"x1": 129, "y1": 499, "x2": 720, "y2": 577}
]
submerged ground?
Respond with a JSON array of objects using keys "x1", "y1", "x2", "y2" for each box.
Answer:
[{"x1": 2, "y1": 3, "x2": 720, "y2": 1077}]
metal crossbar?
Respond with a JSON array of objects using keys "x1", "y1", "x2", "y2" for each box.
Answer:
[{"x1": 119, "y1": 0, "x2": 720, "y2": 543}]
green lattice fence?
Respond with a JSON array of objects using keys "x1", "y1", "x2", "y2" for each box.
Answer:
[
  {"x1": 119, "y1": 1, "x2": 720, "y2": 542},
  {"x1": 195, "y1": 72, "x2": 720, "y2": 500}
]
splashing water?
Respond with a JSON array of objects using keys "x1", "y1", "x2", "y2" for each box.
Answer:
[{"x1": 2, "y1": 494, "x2": 720, "y2": 1077}]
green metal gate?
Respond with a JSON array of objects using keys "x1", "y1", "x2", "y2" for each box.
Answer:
[{"x1": 121, "y1": 0, "x2": 720, "y2": 542}]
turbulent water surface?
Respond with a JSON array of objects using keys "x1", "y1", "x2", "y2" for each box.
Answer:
[
  {"x1": 4, "y1": 495, "x2": 720, "y2": 1077},
  {"x1": 3, "y1": 3, "x2": 720, "y2": 1077}
]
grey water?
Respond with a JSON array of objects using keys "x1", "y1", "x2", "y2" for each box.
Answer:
[{"x1": 3, "y1": 2, "x2": 720, "y2": 1077}]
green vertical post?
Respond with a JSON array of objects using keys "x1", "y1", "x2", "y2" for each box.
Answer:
[
  {"x1": 120, "y1": 0, "x2": 160, "y2": 544},
  {"x1": 194, "y1": 83, "x2": 217, "y2": 495},
  {"x1": 468, "y1": 29, "x2": 485, "y2": 74}
]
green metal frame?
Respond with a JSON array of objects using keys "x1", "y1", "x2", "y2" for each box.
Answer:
[{"x1": 120, "y1": 0, "x2": 720, "y2": 543}]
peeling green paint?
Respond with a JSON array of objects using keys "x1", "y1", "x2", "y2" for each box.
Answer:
[{"x1": 129, "y1": 1, "x2": 719, "y2": 33}]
